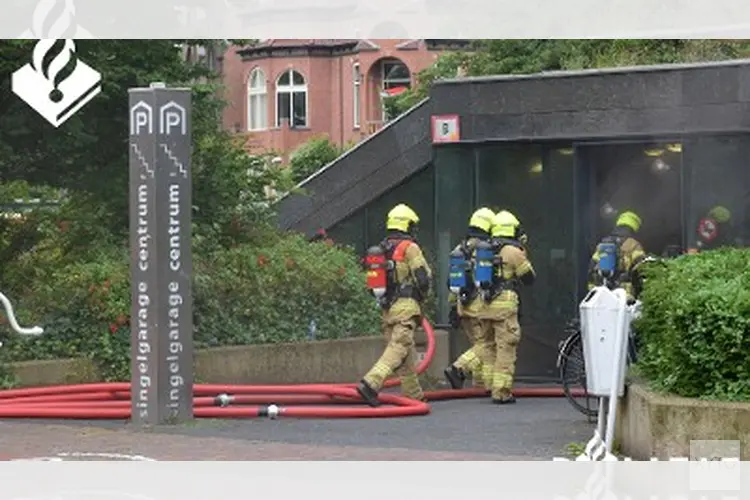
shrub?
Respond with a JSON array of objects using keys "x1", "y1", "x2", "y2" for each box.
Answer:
[
  {"x1": 194, "y1": 233, "x2": 381, "y2": 347},
  {"x1": 0, "y1": 350, "x2": 18, "y2": 389},
  {"x1": 0, "y1": 247, "x2": 132, "y2": 381},
  {"x1": 192, "y1": 136, "x2": 293, "y2": 252},
  {"x1": 0, "y1": 230, "x2": 380, "y2": 382},
  {"x1": 634, "y1": 248, "x2": 750, "y2": 400},
  {"x1": 288, "y1": 135, "x2": 343, "y2": 185}
]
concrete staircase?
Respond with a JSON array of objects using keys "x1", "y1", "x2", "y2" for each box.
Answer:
[{"x1": 275, "y1": 99, "x2": 432, "y2": 237}]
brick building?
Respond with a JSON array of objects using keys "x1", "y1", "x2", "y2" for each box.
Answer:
[{"x1": 220, "y1": 39, "x2": 469, "y2": 155}]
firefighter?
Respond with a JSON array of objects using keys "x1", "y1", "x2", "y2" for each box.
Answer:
[
  {"x1": 587, "y1": 210, "x2": 646, "y2": 302},
  {"x1": 696, "y1": 205, "x2": 734, "y2": 251},
  {"x1": 443, "y1": 207, "x2": 496, "y2": 390},
  {"x1": 357, "y1": 203, "x2": 433, "y2": 407},
  {"x1": 479, "y1": 210, "x2": 536, "y2": 404}
]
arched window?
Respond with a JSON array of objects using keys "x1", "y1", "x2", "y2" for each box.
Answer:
[
  {"x1": 380, "y1": 59, "x2": 411, "y2": 121},
  {"x1": 276, "y1": 69, "x2": 308, "y2": 128},
  {"x1": 382, "y1": 59, "x2": 411, "y2": 89},
  {"x1": 247, "y1": 68, "x2": 267, "y2": 131}
]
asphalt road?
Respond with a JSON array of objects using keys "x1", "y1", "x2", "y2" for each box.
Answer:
[
  {"x1": 48, "y1": 395, "x2": 593, "y2": 458},
  {"x1": 160, "y1": 397, "x2": 594, "y2": 458},
  {"x1": 2, "y1": 395, "x2": 594, "y2": 460}
]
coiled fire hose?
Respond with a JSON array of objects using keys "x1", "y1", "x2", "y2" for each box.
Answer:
[{"x1": 0, "y1": 317, "x2": 578, "y2": 419}]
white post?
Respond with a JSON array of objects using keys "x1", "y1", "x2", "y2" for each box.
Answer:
[
  {"x1": 578, "y1": 286, "x2": 632, "y2": 460},
  {"x1": 597, "y1": 396, "x2": 607, "y2": 438},
  {"x1": 604, "y1": 289, "x2": 629, "y2": 452}
]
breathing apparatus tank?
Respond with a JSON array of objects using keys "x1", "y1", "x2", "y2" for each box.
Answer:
[
  {"x1": 473, "y1": 240, "x2": 495, "y2": 289},
  {"x1": 597, "y1": 241, "x2": 618, "y2": 280},
  {"x1": 448, "y1": 248, "x2": 469, "y2": 295},
  {"x1": 364, "y1": 245, "x2": 388, "y2": 299}
]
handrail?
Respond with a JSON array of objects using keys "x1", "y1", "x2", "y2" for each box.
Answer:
[
  {"x1": 275, "y1": 98, "x2": 430, "y2": 201},
  {"x1": 0, "y1": 292, "x2": 44, "y2": 347}
]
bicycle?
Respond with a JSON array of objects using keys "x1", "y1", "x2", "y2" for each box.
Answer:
[
  {"x1": 557, "y1": 255, "x2": 663, "y2": 417},
  {"x1": 557, "y1": 306, "x2": 640, "y2": 418}
]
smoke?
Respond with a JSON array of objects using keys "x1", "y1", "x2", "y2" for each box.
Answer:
[
  {"x1": 687, "y1": 136, "x2": 750, "y2": 246},
  {"x1": 587, "y1": 143, "x2": 683, "y2": 253}
]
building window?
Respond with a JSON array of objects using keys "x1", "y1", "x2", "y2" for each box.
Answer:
[
  {"x1": 381, "y1": 59, "x2": 411, "y2": 121},
  {"x1": 276, "y1": 69, "x2": 308, "y2": 128},
  {"x1": 353, "y1": 63, "x2": 361, "y2": 129},
  {"x1": 247, "y1": 68, "x2": 267, "y2": 131}
]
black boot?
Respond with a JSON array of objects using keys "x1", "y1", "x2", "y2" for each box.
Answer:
[
  {"x1": 444, "y1": 365, "x2": 466, "y2": 390},
  {"x1": 356, "y1": 380, "x2": 381, "y2": 407},
  {"x1": 492, "y1": 395, "x2": 516, "y2": 405}
]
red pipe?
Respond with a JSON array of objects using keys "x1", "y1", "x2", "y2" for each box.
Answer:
[{"x1": 0, "y1": 318, "x2": 582, "y2": 419}]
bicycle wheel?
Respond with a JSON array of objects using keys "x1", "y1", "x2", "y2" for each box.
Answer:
[{"x1": 559, "y1": 331, "x2": 600, "y2": 418}]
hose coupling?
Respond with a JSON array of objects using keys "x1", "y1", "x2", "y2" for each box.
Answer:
[
  {"x1": 259, "y1": 404, "x2": 280, "y2": 419},
  {"x1": 215, "y1": 393, "x2": 233, "y2": 407}
]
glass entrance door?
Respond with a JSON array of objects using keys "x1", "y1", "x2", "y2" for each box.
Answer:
[{"x1": 574, "y1": 140, "x2": 685, "y2": 298}]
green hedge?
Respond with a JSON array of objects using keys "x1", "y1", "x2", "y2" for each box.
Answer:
[
  {"x1": 0, "y1": 230, "x2": 380, "y2": 383},
  {"x1": 634, "y1": 248, "x2": 750, "y2": 400}
]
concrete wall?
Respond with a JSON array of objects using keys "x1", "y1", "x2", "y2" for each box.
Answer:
[
  {"x1": 10, "y1": 329, "x2": 450, "y2": 388},
  {"x1": 431, "y1": 59, "x2": 750, "y2": 142},
  {"x1": 617, "y1": 383, "x2": 750, "y2": 460},
  {"x1": 10, "y1": 358, "x2": 99, "y2": 387}
]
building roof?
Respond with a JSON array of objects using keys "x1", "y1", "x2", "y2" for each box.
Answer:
[
  {"x1": 238, "y1": 39, "x2": 368, "y2": 59},
  {"x1": 237, "y1": 39, "x2": 470, "y2": 59},
  {"x1": 434, "y1": 57, "x2": 750, "y2": 86},
  {"x1": 395, "y1": 39, "x2": 421, "y2": 50},
  {"x1": 252, "y1": 39, "x2": 360, "y2": 49}
]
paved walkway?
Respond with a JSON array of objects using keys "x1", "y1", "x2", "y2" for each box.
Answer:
[{"x1": 0, "y1": 397, "x2": 593, "y2": 460}]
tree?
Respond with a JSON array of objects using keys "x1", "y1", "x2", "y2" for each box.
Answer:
[
  {"x1": 1, "y1": 41, "x2": 200, "y2": 192},
  {"x1": 288, "y1": 135, "x2": 345, "y2": 185},
  {"x1": 0, "y1": 39, "x2": 281, "y2": 251},
  {"x1": 386, "y1": 40, "x2": 750, "y2": 116},
  {"x1": 0, "y1": 41, "x2": 379, "y2": 380}
]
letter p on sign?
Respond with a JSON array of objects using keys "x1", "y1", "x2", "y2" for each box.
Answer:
[
  {"x1": 689, "y1": 440, "x2": 741, "y2": 492},
  {"x1": 130, "y1": 101, "x2": 153, "y2": 136},
  {"x1": 159, "y1": 101, "x2": 186, "y2": 136}
]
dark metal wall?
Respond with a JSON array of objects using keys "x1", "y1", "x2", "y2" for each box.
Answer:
[
  {"x1": 275, "y1": 100, "x2": 433, "y2": 236},
  {"x1": 277, "y1": 61, "x2": 750, "y2": 237},
  {"x1": 430, "y1": 60, "x2": 750, "y2": 141}
]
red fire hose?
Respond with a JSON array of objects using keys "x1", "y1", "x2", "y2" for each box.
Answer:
[{"x1": 0, "y1": 318, "x2": 580, "y2": 419}]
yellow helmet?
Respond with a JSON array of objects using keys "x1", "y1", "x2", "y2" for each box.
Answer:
[
  {"x1": 386, "y1": 203, "x2": 420, "y2": 233},
  {"x1": 491, "y1": 210, "x2": 521, "y2": 238},
  {"x1": 468, "y1": 207, "x2": 495, "y2": 233},
  {"x1": 615, "y1": 210, "x2": 642, "y2": 232},
  {"x1": 708, "y1": 205, "x2": 731, "y2": 223}
]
